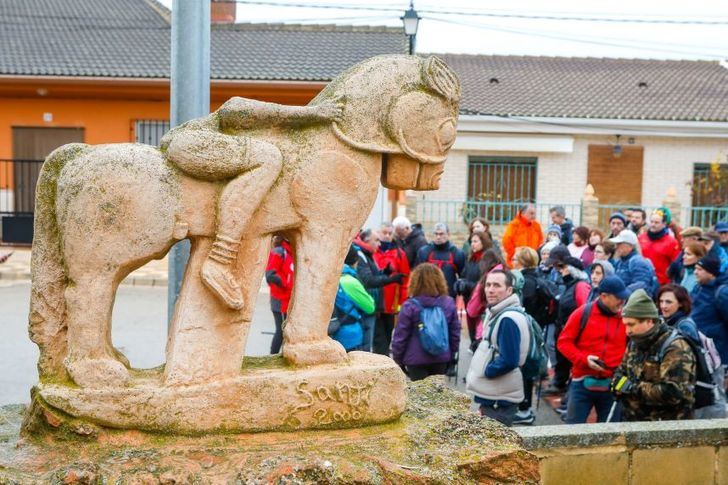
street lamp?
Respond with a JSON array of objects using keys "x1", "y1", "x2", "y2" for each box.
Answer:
[{"x1": 401, "y1": 1, "x2": 420, "y2": 55}]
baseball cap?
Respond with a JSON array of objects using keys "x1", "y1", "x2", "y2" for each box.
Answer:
[
  {"x1": 715, "y1": 221, "x2": 728, "y2": 233},
  {"x1": 545, "y1": 245, "x2": 570, "y2": 266},
  {"x1": 609, "y1": 229, "x2": 639, "y2": 246},
  {"x1": 680, "y1": 226, "x2": 703, "y2": 238},
  {"x1": 598, "y1": 275, "x2": 630, "y2": 300}
]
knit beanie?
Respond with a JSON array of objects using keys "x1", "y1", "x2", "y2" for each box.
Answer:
[
  {"x1": 546, "y1": 224, "x2": 562, "y2": 237},
  {"x1": 622, "y1": 289, "x2": 659, "y2": 320},
  {"x1": 652, "y1": 206, "x2": 672, "y2": 225},
  {"x1": 697, "y1": 256, "x2": 721, "y2": 277}
]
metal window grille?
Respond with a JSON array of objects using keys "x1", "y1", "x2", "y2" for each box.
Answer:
[
  {"x1": 134, "y1": 120, "x2": 170, "y2": 146},
  {"x1": 466, "y1": 156, "x2": 537, "y2": 223},
  {"x1": 691, "y1": 162, "x2": 728, "y2": 227}
]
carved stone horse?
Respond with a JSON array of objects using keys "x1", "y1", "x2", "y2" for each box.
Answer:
[{"x1": 29, "y1": 55, "x2": 461, "y2": 389}]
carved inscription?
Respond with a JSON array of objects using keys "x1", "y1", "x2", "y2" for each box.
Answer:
[{"x1": 284, "y1": 379, "x2": 375, "y2": 428}]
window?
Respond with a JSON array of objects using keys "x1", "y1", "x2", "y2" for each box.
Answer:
[
  {"x1": 466, "y1": 156, "x2": 537, "y2": 223},
  {"x1": 134, "y1": 120, "x2": 170, "y2": 147},
  {"x1": 691, "y1": 162, "x2": 728, "y2": 227}
]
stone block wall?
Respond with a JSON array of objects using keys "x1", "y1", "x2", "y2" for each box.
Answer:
[{"x1": 517, "y1": 419, "x2": 728, "y2": 484}]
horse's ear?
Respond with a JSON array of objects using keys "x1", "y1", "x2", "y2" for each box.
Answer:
[{"x1": 421, "y1": 56, "x2": 461, "y2": 103}]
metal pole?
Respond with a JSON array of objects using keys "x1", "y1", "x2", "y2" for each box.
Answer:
[{"x1": 168, "y1": 0, "x2": 211, "y2": 321}]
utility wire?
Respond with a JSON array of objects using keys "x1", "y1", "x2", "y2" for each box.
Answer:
[
  {"x1": 426, "y1": 16, "x2": 728, "y2": 59},
  {"x1": 222, "y1": 0, "x2": 728, "y2": 25}
]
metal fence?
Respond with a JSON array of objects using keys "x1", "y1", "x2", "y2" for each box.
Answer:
[
  {"x1": 411, "y1": 199, "x2": 581, "y2": 232},
  {"x1": 411, "y1": 198, "x2": 727, "y2": 233},
  {"x1": 1, "y1": 159, "x2": 44, "y2": 245}
]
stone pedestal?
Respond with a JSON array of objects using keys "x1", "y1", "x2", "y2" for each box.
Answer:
[
  {"x1": 3, "y1": 378, "x2": 539, "y2": 483},
  {"x1": 25, "y1": 352, "x2": 405, "y2": 435}
]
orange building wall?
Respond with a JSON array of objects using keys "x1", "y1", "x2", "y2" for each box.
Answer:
[{"x1": 0, "y1": 81, "x2": 322, "y2": 189}]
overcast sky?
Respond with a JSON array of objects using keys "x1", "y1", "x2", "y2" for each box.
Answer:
[{"x1": 159, "y1": 0, "x2": 728, "y2": 60}]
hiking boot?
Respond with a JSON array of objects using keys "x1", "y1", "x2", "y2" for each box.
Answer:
[
  {"x1": 555, "y1": 402, "x2": 568, "y2": 415},
  {"x1": 513, "y1": 409, "x2": 535, "y2": 425}
]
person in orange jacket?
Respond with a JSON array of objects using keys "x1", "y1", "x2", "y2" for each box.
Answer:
[{"x1": 502, "y1": 204, "x2": 544, "y2": 268}]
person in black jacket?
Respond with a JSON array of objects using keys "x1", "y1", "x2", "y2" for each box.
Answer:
[
  {"x1": 353, "y1": 229, "x2": 405, "y2": 352},
  {"x1": 416, "y1": 222, "x2": 465, "y2": 297},
  {"x1": 392, "y1": 216, "x2": 429, "y2": 269},
  {"x1": 454, "y1": 232, "x2": 495, "y2": 342}
]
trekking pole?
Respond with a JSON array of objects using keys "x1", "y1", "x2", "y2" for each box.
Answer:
[{"x1": 605, "y1": 401, "x2": 618, "y2": 423}]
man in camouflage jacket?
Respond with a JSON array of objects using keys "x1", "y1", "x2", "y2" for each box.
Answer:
[{"x1": 612, "y1": 289, "x2": 696, "y2": 421}]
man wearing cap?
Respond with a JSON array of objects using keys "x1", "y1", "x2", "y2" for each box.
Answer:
[
  {"x1": 716, "y1": 222, "x2": 728, "y2": 252},
  {"x1": 557, "y1": 275, "x2": 628, "y2": 423},
  {"x1": 691, "y1": 256, "x2": 728, "y2": 363},
  {"x1": 611, "y1": 289, "x2": 696, "y2": 421},
  {"x1": 608, "y1": 213, "x2": 628, "y2": 239},
  {"x1": 667, "y1": 226, "x2": 703, "y2": 284},
  {"x1": 610, "y1": 229, "x2": 658, "y2": 296},
  {"x1": 699, "y1": 231, "x2": 728, "y2": 274},
  {"x1": 638, "y1": 207, "x2": 680, "y2": 286}
]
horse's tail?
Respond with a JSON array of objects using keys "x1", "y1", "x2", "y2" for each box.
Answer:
[{"x1": 28, "y1": 143, "x2": 88, "y2": 382}]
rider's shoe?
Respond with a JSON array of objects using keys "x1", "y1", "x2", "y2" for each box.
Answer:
[{"x1": 201, "y1": 235, "x2": 244, "y2": 310}]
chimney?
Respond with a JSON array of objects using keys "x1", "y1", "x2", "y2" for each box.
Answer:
[{"x1": 211, "y1": 0, "x2": 236, "y2": 24}]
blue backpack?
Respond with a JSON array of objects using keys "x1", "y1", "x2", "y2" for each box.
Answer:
[{"x1": 409, "y1": 298, "x2": 450, "y2": 355}]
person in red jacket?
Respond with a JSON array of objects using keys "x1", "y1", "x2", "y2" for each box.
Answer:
[
  {"x1": 265, "y1": 236, "x2": 294, "y2": 354},
  {"x1": 557, "y1": 275, "x2": 629, "y2": 424},
  {"x1": 502, "y1": 204, "x2": 543, "y2": 268},
  {"x1": 639, "y1": 207, "x2": 680, "y2": 285},
  {"x1": 373, "y1": 223, "x2": 411, "y2": 355}
]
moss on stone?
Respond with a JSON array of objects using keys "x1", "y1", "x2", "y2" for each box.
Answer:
[{"x1": 3, "y1": 378, "x2": 538, "y2": 483}]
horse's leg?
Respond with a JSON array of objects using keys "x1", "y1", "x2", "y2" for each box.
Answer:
[
  {"x1": 282, "y1": 225, "x2": 350, "y2": 365},
  {"x1": 64, "y1": 272, "x2": 129, "y2": 388}
]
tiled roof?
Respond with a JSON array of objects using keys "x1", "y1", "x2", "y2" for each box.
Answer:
[
  {"x1": 0, "y1": 0, "x2": 407, "y2": 81},
  {"x1": 438, "y1": 54, "x2": 728, "y2": 122}
]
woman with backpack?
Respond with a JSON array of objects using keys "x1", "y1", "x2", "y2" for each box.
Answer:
[
  {"x1": 658, "y1": 283, "x2": 726, "y2": 419},
  {"x1": 391, "y1": 263, "x2": 461, "y2": 381},
  {"x1": 543, "y1": 246, "x2": 591, "y2": 396},
  {"x1": 512, "y1": 246, "x2": 555, "y2": 424}
]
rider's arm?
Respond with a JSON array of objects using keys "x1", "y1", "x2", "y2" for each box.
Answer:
[{"x1": 218, "y1": 97, "x2": 342, "y2": 131}]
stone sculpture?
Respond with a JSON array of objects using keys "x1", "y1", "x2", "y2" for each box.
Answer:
[{"x1": 24, "y1": 54, "x2": 461, "y2": 434}]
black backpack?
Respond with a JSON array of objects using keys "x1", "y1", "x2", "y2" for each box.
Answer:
[
  {"x1": 524, "y1": 273, "x2": 559, "y2": 326},
  {"x1": 657, "y1": 328, "x2": 716, "y2": 410}
]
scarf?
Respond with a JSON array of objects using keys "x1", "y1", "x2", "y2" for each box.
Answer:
[
  {"x1": 470, "y1": 249, "x2": 484, "y2": 263},
  {"x1": 647, "y1": 226, "x2": 669, "y2": 241}
]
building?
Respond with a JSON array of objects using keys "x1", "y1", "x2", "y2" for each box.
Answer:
[
  {"x1": 411, "y1": 55, "x2": 728, "y2": 232},
  {"x1": 0, "y1": 0, "x2": 407, "y2": 243}
]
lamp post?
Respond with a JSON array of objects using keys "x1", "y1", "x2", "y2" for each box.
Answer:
[
  {"x1": 389, "y1": 2, "x2": 420, "y2": 220},
  {"x1": 401, "y1": 1, "x2": 420, "y2": 55}
]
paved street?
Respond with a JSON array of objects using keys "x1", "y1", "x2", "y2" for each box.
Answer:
[
  {"x1": 1, "y1": 280, "x2": 561, "y2": 425},
  {"x1": 0, "y1": 281, "x2": 278, "y2": 405}
]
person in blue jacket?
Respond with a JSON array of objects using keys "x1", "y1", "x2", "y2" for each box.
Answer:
[
  {"x1": 609, "y1": 229, "x2": 657, "y2": 296},
  {"x1": 691, "y1": 256, "x2": 728, "y2": 363}
]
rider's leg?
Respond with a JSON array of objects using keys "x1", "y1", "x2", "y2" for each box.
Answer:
[{"x1": 202, "y1": 138, "x2": 283, "y2": 309}]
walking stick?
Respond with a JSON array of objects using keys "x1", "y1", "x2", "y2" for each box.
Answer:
[{"x1": 606, "y1": 401, "x2": 618, "y2": 423}]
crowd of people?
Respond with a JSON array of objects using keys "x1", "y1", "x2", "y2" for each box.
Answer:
[{"x1": 264, "y1": 205, "x2": 728, "y2": 427}]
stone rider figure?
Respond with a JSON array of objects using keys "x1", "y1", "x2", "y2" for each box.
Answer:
[{"x1": 161, "y1": 96, "x2": 344, "y2": 310}]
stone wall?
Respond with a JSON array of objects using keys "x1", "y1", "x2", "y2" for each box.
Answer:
[{"x1": 517, "y1": 419, "x2": 728, "y2": 484}]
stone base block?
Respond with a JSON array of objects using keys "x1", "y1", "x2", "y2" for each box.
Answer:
[
  {"x1": 29, "y1": 352, "x2": 405, "y2": 434},
  {"x1": 3, "y1": 378, "x2": 539, "y2": 483}
]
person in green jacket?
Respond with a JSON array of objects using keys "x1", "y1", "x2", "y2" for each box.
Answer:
[{"x1": 332, "y1": 247, "x2": 375, "y2": 351}]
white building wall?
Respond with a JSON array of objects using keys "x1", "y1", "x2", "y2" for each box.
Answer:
[{"x1": 410, "y1": 132, "x2": 727, "y2": 228}]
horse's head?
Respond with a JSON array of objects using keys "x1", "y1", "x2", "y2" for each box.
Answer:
[{"x1": 311, "y1": 55, "x2": 461, "y2": 191}]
